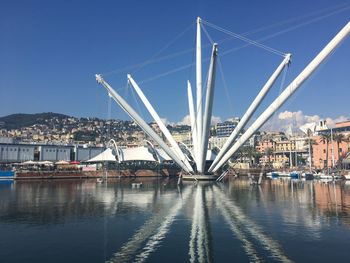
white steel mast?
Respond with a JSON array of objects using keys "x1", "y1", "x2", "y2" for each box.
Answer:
[
  {"x1": 128, "y1": 74, "x2": 194, "y2": 173},
  {"x1": 95, "y1": 74, "x2": 191, "y2": 173},
  {"x1": 195, "y1": 16, "x2": 203, "y2": 173},
  {"x1": 198, "y1": 43, "x2": 218, "y2": 173},
  {"x1": 209, "y1": 54, "x2": 291, "y2": 172},
  {"x1": 187, "y1": 81, "x2": 197, "y2": 162},
  {"x1": 211, "y1": 21, "x2": 350, "y2": 172}
]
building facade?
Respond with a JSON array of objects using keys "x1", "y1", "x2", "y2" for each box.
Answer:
[{"x1": 312, "y1": 121, "x2": 350, "y2": 169}]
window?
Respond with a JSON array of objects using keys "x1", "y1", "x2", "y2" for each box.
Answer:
[
  {"x1": 323, "y1": 149, "x2": 326, "y2": 153},
  {"x1": 340, "y1": 148, "x2": 342, "y2": 153}
]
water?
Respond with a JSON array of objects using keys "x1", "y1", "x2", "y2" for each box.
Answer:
[{"x1": 1, "y1": 178, "x2": 350, "y2": 262}]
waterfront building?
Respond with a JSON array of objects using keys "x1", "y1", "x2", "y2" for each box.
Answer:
[
  {"x1": 0, "y1": 144, "x2": 36, "y2": 162},
  {"x1": 75, "y1": 146, "x2": 105, "y2": 162},
  {"x1": 0, "y1": 143, "x2": 105, "y2": 163},
  {"x1": 312, "y1": 120, "x2": 350, "y2": 169},
  {"x1": 39, "y1": 145, "x2": 72, "y2": 161},
  {"x1": 214, "y1": 120, "x2": 238, "y2": 137},
  {"x1": 171, "y1": 131, "x2": 192, "y2": 145},
  {"x1": 209, "y1": 136, "x2": 228, "y2": 149}
]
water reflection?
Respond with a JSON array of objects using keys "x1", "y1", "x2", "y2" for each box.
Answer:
[
  {"x1": 1, "y1": 178, "x2": 350, "y2": 262},
  {"x1": 214, "y1": 184, "x2": 292, "y2": 262},
  {"x1": 189, "y1": 184, "x2": 213, "y2": 263}
]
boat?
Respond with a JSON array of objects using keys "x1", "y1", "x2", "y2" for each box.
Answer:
[
  {"x1": 266, "y1": 172, "x2": 279, "y2": 179},
  {"x1": 344, "y1": 172, "x2": 350, "y2": 180},
  {"x1": 0, "y1": 170, "x2": 15, "y2": 180},
  {"x1": 131, "y1": 182, "x2": 143, "y2": 188},
  {"x1": 316, "y1": 172, "x2": 342, "y2": 180},
  {"x1": 302, "y1": 172, "x2": 314, "y2": 180},
  {"x1": 290, "y1": 171, "x2": 300, "y2": 179}
]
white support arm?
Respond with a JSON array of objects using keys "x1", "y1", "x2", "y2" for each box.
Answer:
[
  {"x1": 95, "y1": 74, "x2": 191, "y2": 173},
  {"x1": 209, "y1": 53, "x2": 291, "y2": 172},
  {"x1": 212, "y1": 22, "x2": 350, "y2": 172},
  {"x1": 198, "y1": 43, "x2": 218, "y2": 173},
  {"x1": 187, "y1": 81, "x2": 197, "y2": 162},
  {"x1": 128, "y1": 74, "x2": 194, "y2": 172}
]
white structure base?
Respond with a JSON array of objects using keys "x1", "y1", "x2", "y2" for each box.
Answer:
[{"x1": 182, "y1": 174, "x2": 218, "y2": 181}]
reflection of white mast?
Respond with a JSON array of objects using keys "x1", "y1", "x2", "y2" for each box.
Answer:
[{"x1": 214, "y1": 186, "x2": 292, "y2": 262}]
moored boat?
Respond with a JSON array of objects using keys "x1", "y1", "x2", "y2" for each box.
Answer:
[
  {"x1": 344, "y1": 172, "x2": 350, "y2": 180},
  {"x1": 302, "y1": 172, "x2": 314, "y2": 180},
  {"x1": 290, "y1": 171, "x2": 300, "y2": 179},
  {"x1": 0, "y1": 170, "x2": 15, "y2": 180}
]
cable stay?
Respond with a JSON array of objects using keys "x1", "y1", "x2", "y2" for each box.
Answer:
[
  {"x1": 102, "y1": 22, "x2": 195, "y2": 76},
  {"x1": 201, "y1": 19, "x2": 286, "y2": 57},
  {"x1": 100, "y1": 3, "x2": 349, "y2": 81}
]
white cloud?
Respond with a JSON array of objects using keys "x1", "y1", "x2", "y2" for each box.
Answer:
[
  {"x1": 211, "y1": 116, "x2": 222, "y2": 125},
  {"x1": 160, "y1": 117, "x2": 174, "y2": 126},
  {"x1": 177, "y1": 115, "x2": 222, "y2": 126},
  {"x1": 178, "y1": 115, "x2": 191, "y2": 125},
  {"x1": 262, "y1": 110, "x2": 349, "y2": 133}
]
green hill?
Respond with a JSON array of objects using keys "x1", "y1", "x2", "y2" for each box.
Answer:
[{"x1": 0, "y1": 112, "x2": 71, "y2": 130}]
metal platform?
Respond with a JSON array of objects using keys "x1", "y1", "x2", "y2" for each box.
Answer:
[{"x1": 182, "y1": 174, "x2": 218, "y2": 181}]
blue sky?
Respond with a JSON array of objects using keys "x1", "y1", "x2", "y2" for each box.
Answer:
[{"x1": 0, "y1": 0, "x2": 349, "y2": 125}]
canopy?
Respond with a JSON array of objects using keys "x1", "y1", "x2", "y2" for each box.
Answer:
[
  {"x1": 85, "y1": 146, "x2": 158, "y2": 163},
  {"x1": 21, "y1": 160, "x2": 37, "y2": 165},
  {"x1": 55, "y1": 160, "x2": 70, "y2": 165}
]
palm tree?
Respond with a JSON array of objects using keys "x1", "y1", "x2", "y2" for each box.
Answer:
[
  {"x1": 241, "y1": 146, "x2": 259, "y2": 166},
  {"x1": 320, "y1": 133, "x2": 331, "y2": 170},
  {"x1": 333, "y1": 133, "x2": 347, "y2": 167},
  {"x1": 264, "y1": 147, "x2": 274, "y2": 166},
  {"x1": 304, "y1": 137, "x2": 318, "y2": 170}
]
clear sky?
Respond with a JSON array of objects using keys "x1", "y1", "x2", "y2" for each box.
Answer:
[{"x1": 1, "y1": 0, "x2": 349, "y2": 125}]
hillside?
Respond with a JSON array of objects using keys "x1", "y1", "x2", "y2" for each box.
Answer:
[{"x1": 0, "y1": 112, "x2": 71, "y2": 130}]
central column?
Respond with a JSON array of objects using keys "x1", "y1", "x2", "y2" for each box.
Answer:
[{"x1": 196, "y1": 17, "x2": 203, "y2": 173}]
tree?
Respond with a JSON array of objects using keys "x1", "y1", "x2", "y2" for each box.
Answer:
[
  {"x1": 240, "y1": 146, "x2": 259, "y2": 166},
  {"x1": 320, "y1": 133, "x2": 331, "y2": 170},
  {"x1": 333, "y1": 133, "x2": 347, "y2": 167},
  {"x1": 264, "y1": 147, "x2": 274, "y2": 166},
  {"x1": 304, "y1": 137, "x2": 318, "y2": 169}
]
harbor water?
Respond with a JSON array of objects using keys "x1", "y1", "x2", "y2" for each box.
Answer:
[{"x1": 1, "y1": 177, "x2": 350, "y2": 262}]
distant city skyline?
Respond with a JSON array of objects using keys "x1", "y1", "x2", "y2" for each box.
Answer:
[{"x1": 1, "y1": 0, "x2": 349, "y2": 128}]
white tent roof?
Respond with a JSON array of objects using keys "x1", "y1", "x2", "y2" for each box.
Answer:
[
  {"x1": 87, "y1": 148, "x2": 116, "y2": 162},
  {"x1": 86, "y1": 146, "x2": 157, "y2": 163},
  {"x1": 122, "y1": 147, "x2": 157, "y2": 162},
  {"x1": 85, "y1": 146, "x2": 217, "y2": 163}
]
